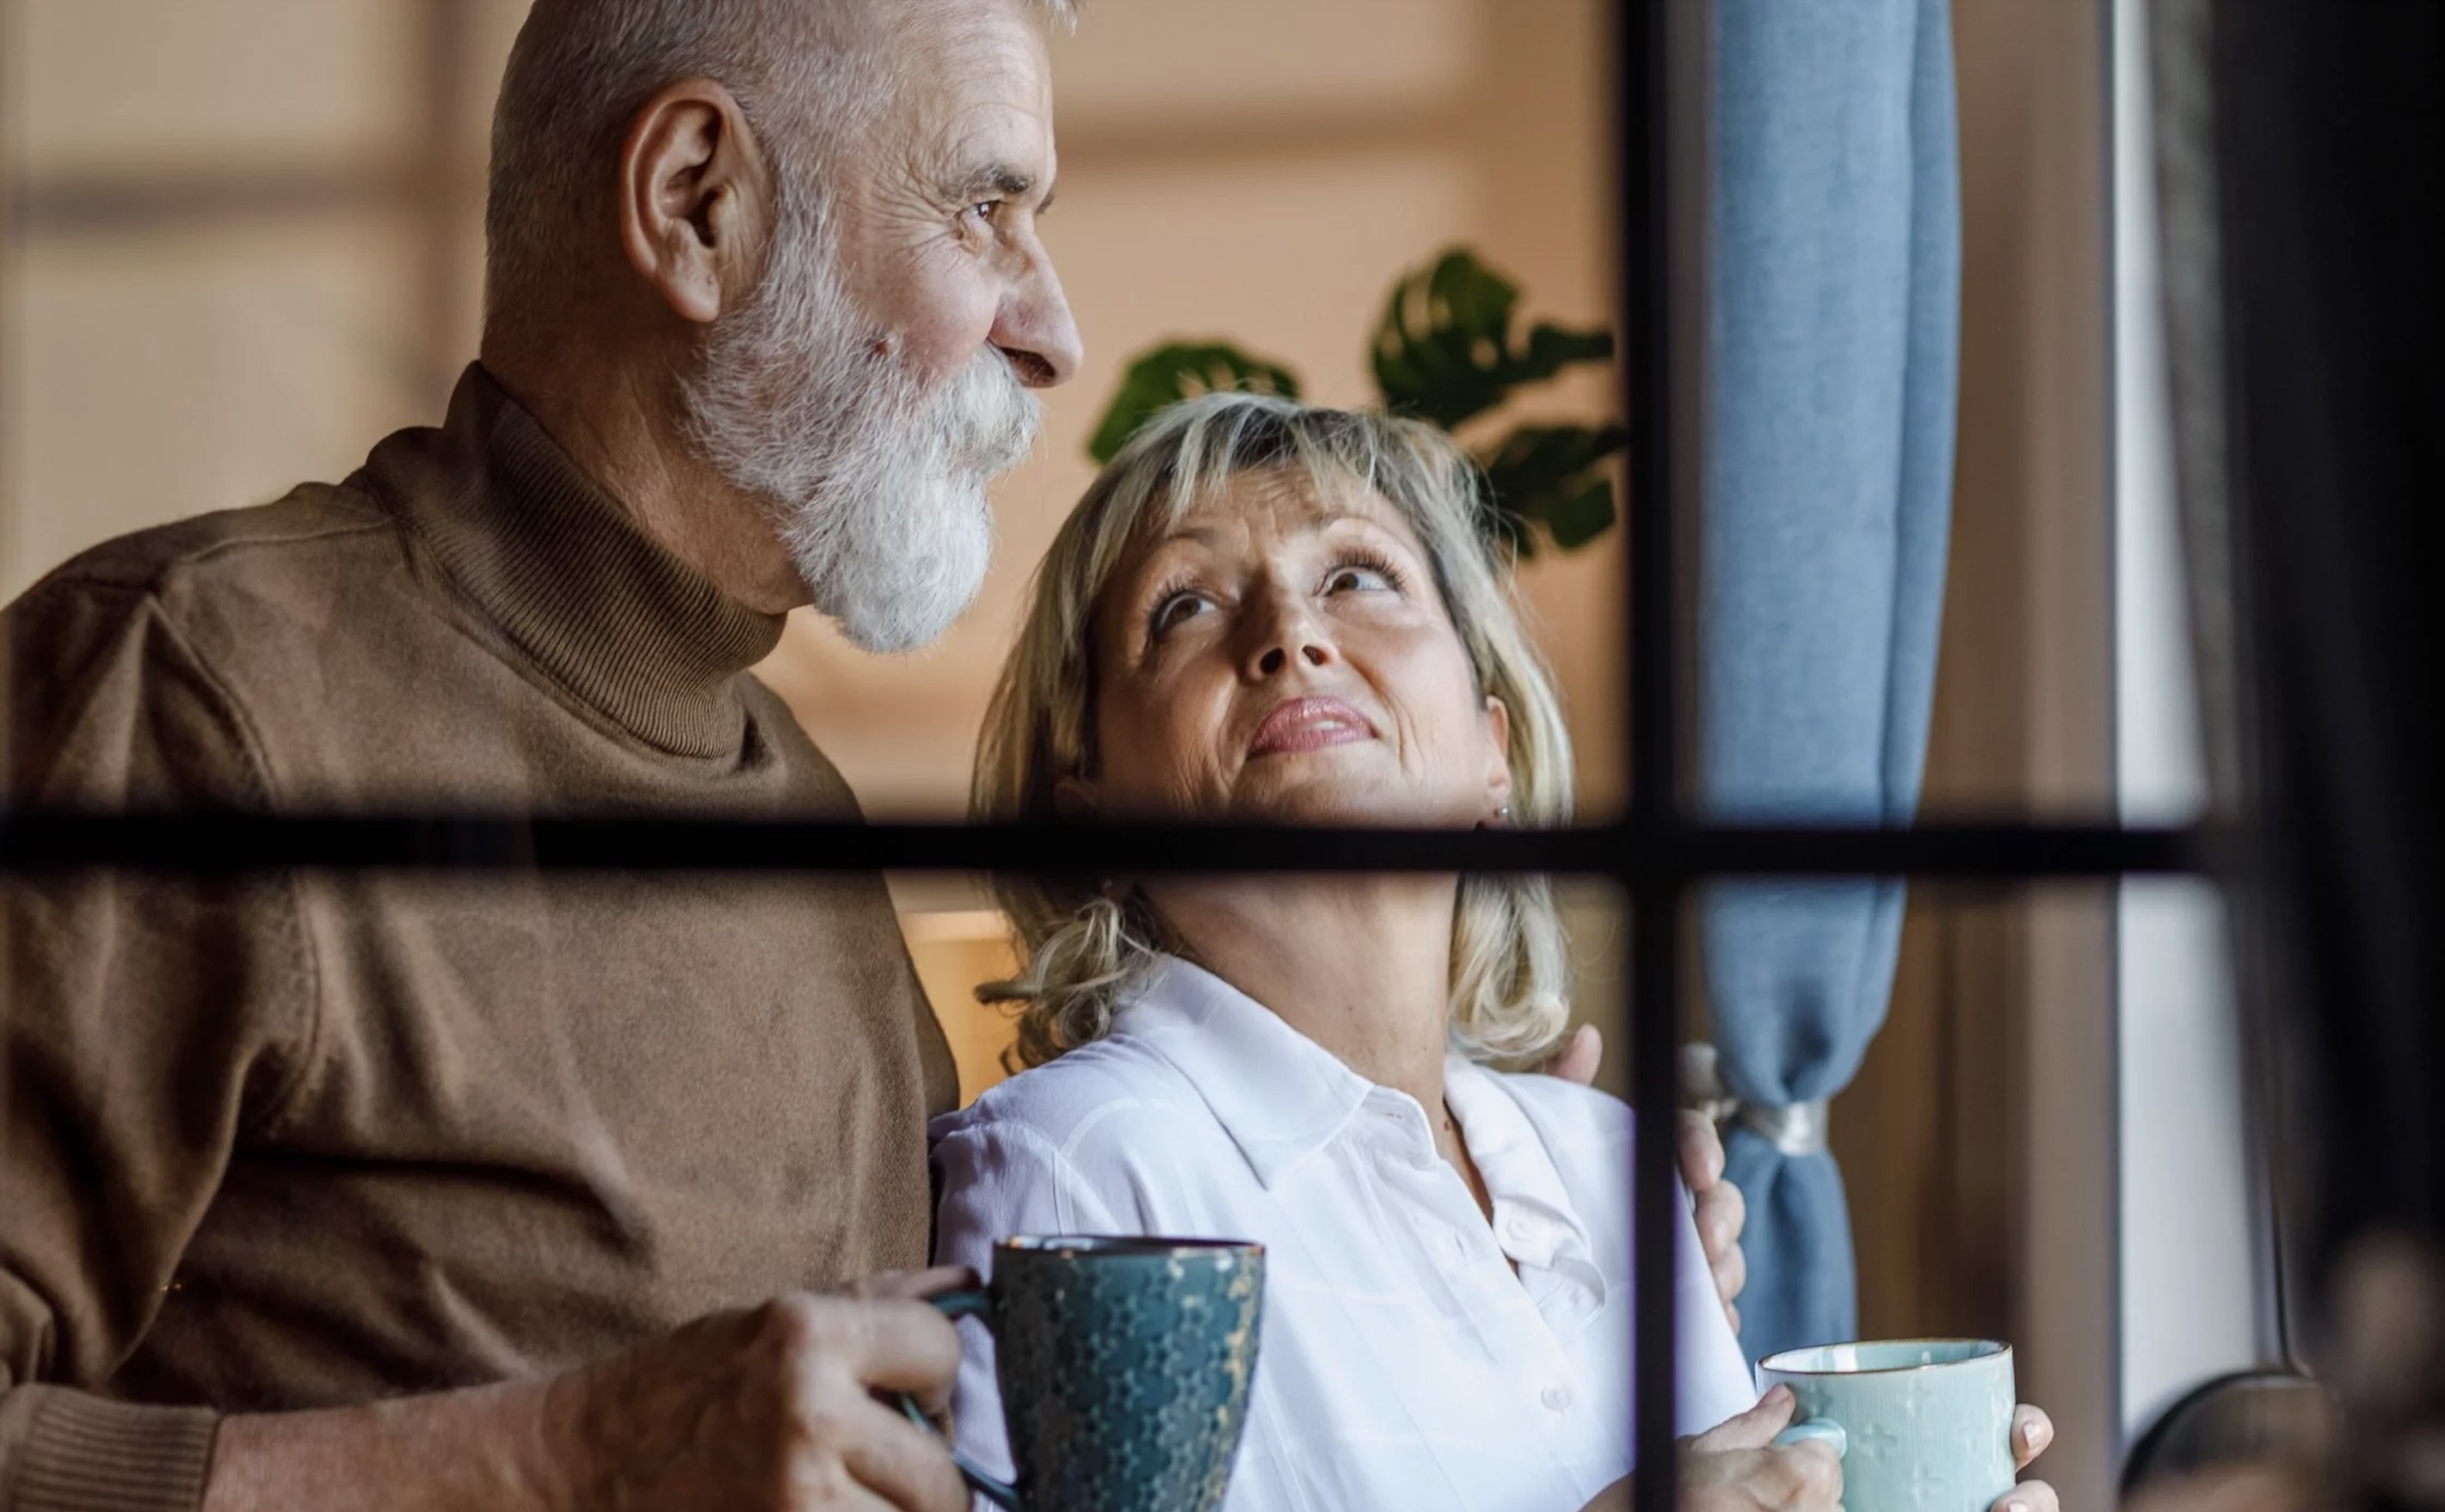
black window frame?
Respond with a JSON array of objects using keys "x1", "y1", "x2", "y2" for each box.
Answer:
[{"x1": 0, "y1": 5, "x2": 2214, "y2": 1510}]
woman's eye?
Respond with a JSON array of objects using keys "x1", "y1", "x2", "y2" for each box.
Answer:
[
  {"x1": 1325, "y1": 564, "x2": 1394, "y2": 594},
  {"x1": 1150, "y1": 593, "x2": 1211, "y2": 636},
  {"x1": 965, "y1": 200, "x2": 1001, "y2": 226}
]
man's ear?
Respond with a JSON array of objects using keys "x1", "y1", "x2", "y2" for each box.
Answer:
[
  {"x1": 1481, "y1": 693, "x2": 1514, "y2": 821},
  {"x1": 617, "y1": 78, "x2": 771, "y2": 327}
]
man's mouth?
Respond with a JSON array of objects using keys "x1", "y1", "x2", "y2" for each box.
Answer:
[{"x1": 1247, "y1": 696, "x2": 1376, "y2": 757}]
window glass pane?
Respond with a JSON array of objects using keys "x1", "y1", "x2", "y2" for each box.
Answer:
[
  {"x1": 2106, "y1": 0, "x2": 2260, "y2": 1440},
  {"x1": 761, "y1": 0, "x2": 1630, "y2": 821},
  {"x1": 766, "y1": 144, "x2": 1487, "y2": 818},
  {"x1": 904, "y1": 871, "x2": 1629, "y2": 1109},
  {"x1": 2119, "y1": 876, "x2": 2259, "y2": 1433},
  {"x1": 1696, "y1": 879, "x2": 2177, "y2": 1510},
  {"x1": 3, "y1": 0, "x2": 1635, "y2": 824},
  {"x1": 1698, "y1": 1, "x2": 2123, "y2": 825},
  {"x1": 0, "y1": 1, "x2": 2293, "y2": 1508}
]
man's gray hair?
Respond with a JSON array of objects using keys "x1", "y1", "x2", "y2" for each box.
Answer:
[{"x1": 483, "y1": 0, "x2": 1075, "y2": 333}]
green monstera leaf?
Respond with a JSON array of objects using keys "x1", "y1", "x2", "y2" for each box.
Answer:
[
  {"x1": 1475, "y1": 423, "x2": 1628, "y2": 557},
  {"x1": 1086, "y1": 342, "x2": 1303, "y2": 464},
  {"x1": 1370, "y1": 250, "x2": 1615, "y2": 433}
]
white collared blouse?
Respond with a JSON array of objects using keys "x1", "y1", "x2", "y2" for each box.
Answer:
[{"x1": 931, "y1": 956, "x2": 1758, "y2": 1512}]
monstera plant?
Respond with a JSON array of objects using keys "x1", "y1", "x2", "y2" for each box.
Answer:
[{"x1": 1087, "y1": 248, "x2": 1624, "y2": 556}]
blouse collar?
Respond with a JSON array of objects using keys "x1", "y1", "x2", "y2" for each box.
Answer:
[
  {"x1": 1115, "y1": 956, "x2": 1605, "y2": 1312},
  {"x1": 1114, "y1": 956, "x2": 1377, "y2": 1189},
  {"x1": 1118, "y1": 960, "x2": 1598, "y2": 1254}
]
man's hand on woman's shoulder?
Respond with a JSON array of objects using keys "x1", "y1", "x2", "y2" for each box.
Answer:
[
  {"x1": 1544, "y1": 1025, "x2": 1749, "y2": 1333},
  {"x1": 1678, "y1": 1109, "x2": 1748, "y2": 1336}
]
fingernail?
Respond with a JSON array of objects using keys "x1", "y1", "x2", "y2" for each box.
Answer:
[{"x1": 2002, "y1": 1499, "x2": 2029, "y2": 1512}]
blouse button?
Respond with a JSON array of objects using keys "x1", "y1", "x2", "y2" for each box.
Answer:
[{"x1": 1541, "y1": 1385, "x2": 1573, "y2": 1413}]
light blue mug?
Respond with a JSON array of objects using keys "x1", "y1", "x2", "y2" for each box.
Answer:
[{"x1": 1758, "y1": 1339, "x2": 2017, "y2": 1512}]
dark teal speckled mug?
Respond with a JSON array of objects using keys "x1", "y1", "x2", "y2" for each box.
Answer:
[{"x1": 903, "y1": 1236, "x2": 1266, "y2": 1512}]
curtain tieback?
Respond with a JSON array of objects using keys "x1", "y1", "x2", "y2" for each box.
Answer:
[{"x1": 1679, "y1": 1042, "x2": 1832, "y2": 1158}]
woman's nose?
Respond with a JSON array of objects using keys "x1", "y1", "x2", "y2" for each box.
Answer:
[
  {"x1": 1254, "y1": 642, "x2": 1331, "y2": 676},
  {"x1": 1246, "y1": 599, "x2": 1336, "y2": 679}
]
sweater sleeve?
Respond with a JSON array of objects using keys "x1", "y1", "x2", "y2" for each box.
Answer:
[{"x1": 2, "y1": 581, "x2": 313, "y2": 1512}]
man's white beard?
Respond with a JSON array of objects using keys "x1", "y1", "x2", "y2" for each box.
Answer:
[{"x1": 680, "y1": 205, "x2": 1039, "y2": 653}]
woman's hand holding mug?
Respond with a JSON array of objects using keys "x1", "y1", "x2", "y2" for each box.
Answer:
[
  {"x1": 1669, "y1": 1382, "x2": 2059, "y2": 1512},
  {"x1": 1678, "y1": 1386, "x2": 1846, "y2": 1510}
]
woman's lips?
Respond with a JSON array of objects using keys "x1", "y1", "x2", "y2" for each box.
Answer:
[{"x1": 1247, "y1": 696, "x2": 1376, "y2": 757}]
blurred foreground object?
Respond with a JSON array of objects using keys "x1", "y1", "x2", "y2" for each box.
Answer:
[
  {"x1": 2146, "y1": 0, "x2": 2444, "y2": 1506},
  {"x1": 2127, "y1": 1466, "x2": 2315, "y2": 1512}
]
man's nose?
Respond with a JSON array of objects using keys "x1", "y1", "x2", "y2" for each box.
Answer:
[{"x1": 991, "y1": 255, "x2": 1084, "y2": 390}]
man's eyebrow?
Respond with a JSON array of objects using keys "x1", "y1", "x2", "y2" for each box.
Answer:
[{"x1": 949, "y1": 163, "x2": 1050, "y2": 206}]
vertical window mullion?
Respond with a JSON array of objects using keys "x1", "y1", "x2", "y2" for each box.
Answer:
[{"x1": 1621, "y1": 0, "x2": 1684, "y2": 1504}]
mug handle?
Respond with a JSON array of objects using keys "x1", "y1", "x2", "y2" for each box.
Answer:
[
  {"x1": 894, "y1": 1290, "x2": 1025, "y2": 1512},
  {"x1": 1773, "y1": 1418, "x2": 1849, "y2": 1460}
]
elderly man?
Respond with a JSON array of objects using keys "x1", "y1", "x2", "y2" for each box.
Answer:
[{"x1": 0, "y1": 3, "x2": 1746, "y2": 1509}]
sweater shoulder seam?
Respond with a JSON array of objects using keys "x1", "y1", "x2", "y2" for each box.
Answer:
[
  {"x1": 133, "y1": 603, "x2": 325, "y2": 1140},
  {"x1": 30, "y1": 504, "x2": 398, "y2": 602}
]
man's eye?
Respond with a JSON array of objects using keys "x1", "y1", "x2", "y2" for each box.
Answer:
[{"x1": 966, "y1": 200, "x2": 1001, "y2": 224}]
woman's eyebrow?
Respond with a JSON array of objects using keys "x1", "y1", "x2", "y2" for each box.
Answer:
[
  {"x1": 1140, "y1": 513, "x2": 1393, "y2": 570},
  {"x1": 1165, "y1": 513, "x2": 1372, "y2": 545}
]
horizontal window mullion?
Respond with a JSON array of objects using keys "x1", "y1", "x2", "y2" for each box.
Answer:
[{"x1": 0, "y1": 809, "x2": 2220, "y2": 881}]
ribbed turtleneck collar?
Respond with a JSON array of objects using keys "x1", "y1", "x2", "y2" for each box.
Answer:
[{"x1": 360, "y1": 365, "x2": 786, "y2": 758}]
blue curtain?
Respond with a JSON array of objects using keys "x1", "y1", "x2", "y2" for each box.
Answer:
[{"x1": 1700, "y1": 0, "x2": 1962, "y2": 1363}]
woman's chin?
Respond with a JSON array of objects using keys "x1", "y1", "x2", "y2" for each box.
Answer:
[{"x1": 1228, "y1": 782, "x2": 1461, "y2": 830}]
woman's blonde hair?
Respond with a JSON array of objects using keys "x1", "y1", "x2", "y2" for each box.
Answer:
[{"x1": 973, "y1": 391, "x2": 1576, "y2": 1071}]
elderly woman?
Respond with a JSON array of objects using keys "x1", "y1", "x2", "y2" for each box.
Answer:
[{"x1": 934, "y1": 394, "x2": 2055, "y2": 1512}]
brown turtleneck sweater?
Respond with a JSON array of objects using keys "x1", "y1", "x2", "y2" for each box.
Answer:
[{"x1": 0, "y1": 367, "x2": 959, "y2": 1512}]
